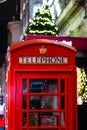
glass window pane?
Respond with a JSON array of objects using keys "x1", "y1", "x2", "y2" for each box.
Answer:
[
  {"x1": 30, "y1": 96, "x2": 58, "y2": 110},
  {"x1": 61, "y1": 112, "x2": 65, "y2": 126},
  {"x1": 30, "y1": 79, "x2": 58, "y2": 93},
  {"x1": 61, "y1": 96, "x2": 65, "y2": 109},
  {"x1": 41, "y1": 112, "x2": 58, "y2": 126},
  {"x1": 22, "y1": 112, "x2": 27, "y2": 126},
  {"x1": 29, "y1": 112, "x2": 58, "y2": 126},
  {"x1": 41, "y1": 115, "x2": 57, "y2": 126},
  {"x1": 60, "y1": 79, "x2": 65, "y2": 93},
  {"x1": 30, "y1": 96, "x2": 41, "y2": 109},
  {"x1": 22, "y1": 79, "x2": 27, "y2": 93},
  {"x1": 30, "y1": 113, "x2": 39, "y2": 126},
  {"x1": 22, "y1": 95, "x2": 27, "y2": 109},
  {"x1": 41, "y1": 96, "x2": 58, "y2": 109}
]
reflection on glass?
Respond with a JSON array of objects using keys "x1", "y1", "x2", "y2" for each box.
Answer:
[
  {"x1": 41, "y1": 115, "x2": 57, "y2": 126},
  {"x1": 41, "y1": 96, "x2": 58, "y2": 109},
  {"x1": 30, "y1": 79, "x2": 58, "y2": 93},
  {"x1": 30, "y1": 96, "x2": 41, "y2": 109},
  {"x1": 60, "y1": 79, "x2": 65, "y2": 93},
  {"x1": 41, "y1": 112, "x2": 58, "y2": 126},
  {"x1": 61, "y1": 112, "x2": 65, "y2": 126},
  {"x1": 22, "y1": 112, "x2": 27, "y2": 126},
  {"x1": 30, "y1": 96, "x2": 58, "y2": 110},
  {"x1": 22, "y1": 79, "x2": 27, "y2": 93},
  {"x1": 22, "y1": 96, "x2": 27, "y2": 109},
  {"x1": 29, "y1": 112, "x2": 58, "y2": 126},
  {"x1": 61, "y1": 96, "x2": 65, "y2": 109},
  {"x1": 30, "y1": 113, "x2": 39, "y2": 126}
]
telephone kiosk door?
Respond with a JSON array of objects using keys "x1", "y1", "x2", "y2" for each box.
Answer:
[
  {"x1": 15, "y1": 72, "x2": 71, "y2": 130},
  {"x1": 6, "y1": 39, "x2": 77, "y2": 130}
]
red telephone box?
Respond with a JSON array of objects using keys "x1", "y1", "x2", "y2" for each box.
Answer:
[{"x1": 6, "y1": 39, "x2": 78, "y2": 130}]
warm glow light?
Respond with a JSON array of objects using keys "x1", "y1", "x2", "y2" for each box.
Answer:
[{"x1": 77, "y1": 96, "x2": 83, "y2": 105}]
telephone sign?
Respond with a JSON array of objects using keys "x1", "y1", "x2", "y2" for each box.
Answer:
[{"x1": 19, "y1": 56, "x2": 68, "y2": 64}]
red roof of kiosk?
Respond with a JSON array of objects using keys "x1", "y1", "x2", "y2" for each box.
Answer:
[
  {"x1": 10, "y1": 38, "x2": 76, "y2": 52},
  {"x1": 25, "y1": 35, "x2": 87, "y2": 51}
]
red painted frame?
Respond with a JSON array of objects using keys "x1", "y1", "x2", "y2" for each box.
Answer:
[{"x1": 6, "y1": 39, "x2": 78, "y2": 130}]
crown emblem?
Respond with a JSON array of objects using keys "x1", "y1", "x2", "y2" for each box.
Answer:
[{"x1": 39, "y1": 46, "x2": 47, "y2": 54}]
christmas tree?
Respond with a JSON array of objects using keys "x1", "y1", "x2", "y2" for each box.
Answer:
[
  {"x1": 26, "y1": 4, "x2": 58, "y2": 36},
  {"x1": 78, "y1": 68, "x2": 87, "y2": 102}
]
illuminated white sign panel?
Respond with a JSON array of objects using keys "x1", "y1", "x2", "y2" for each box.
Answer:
[{"x1": 19, "y1": 56, "x2": 68, "y2": 64}]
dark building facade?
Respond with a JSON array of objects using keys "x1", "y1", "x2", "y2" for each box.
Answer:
[
  {"x1": 0, "y1": 0, "x2": 29, "y2": 60},
  {"x1": 0, "y1": 0, "x2": 16, "y2": 54}
]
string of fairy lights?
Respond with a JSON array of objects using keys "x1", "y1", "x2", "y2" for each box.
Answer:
[{"x1": 25, "y1": 4, "x2": 58, "y2": 36}]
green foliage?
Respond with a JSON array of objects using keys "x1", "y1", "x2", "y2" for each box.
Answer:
[
  {"x1": 78, "y1": 68, "x2": 87, "y2": 102},
  {"x1": 26, "y1": 5, "x2": 58, "y2": 36}
]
